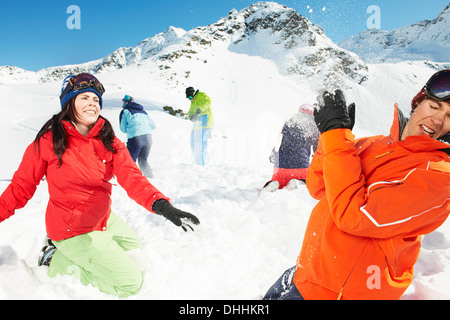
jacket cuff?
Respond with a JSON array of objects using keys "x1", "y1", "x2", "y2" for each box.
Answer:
[
  {"x1": 321, "y1": 129, "x2": 355, "y2": 155},
  {"x1": 0, "y1": 198, "x2": 13, "y2": 223},
  {"x1": 150, "y1": 195, "x2": 171, "y2": 214}
]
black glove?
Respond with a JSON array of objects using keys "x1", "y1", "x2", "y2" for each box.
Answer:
[
  {"x1": 348, "y1": 102, "x2": 356, "y2": 131},
  {"x1": 314, "y1": 90, "x2": 355, "y2": 134},
  {"x1": 189, "y1": 109, "x2": 202, "y2": 122},
  {"x1": 152, "y1": 199, "x2": 200, "y2": 232}
]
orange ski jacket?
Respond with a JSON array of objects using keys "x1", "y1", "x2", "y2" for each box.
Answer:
[
  {"x1": 0, "y1": 118, "x2": 169, "y2": 241},
  {"x1": 294, "y1": 105, "x2": 450, "y2": 300}
]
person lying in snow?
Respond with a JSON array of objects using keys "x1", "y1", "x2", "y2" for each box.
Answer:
[
  {"x1": 0, "y1": 73, "x2": 200, "y2": 298},
  {"x1": 264, "y1": 70, "x2": 450, "y2": 300},
  {"x1": 260, "y1": 104, "x2": 320, "y2": 193}
]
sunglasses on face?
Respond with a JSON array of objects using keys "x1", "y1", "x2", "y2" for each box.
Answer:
[{"x1": 424, "y1": 70, "x2": 450, "y2": 101}]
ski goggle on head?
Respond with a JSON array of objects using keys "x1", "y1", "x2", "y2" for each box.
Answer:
[
  {"x1": 67, "y1": 73, "x2": 105, "y2": 95},
  {"x1": 424, "y1": 69, "x2": 450, "y2": 101},
  {"x1": 60, "y1": 73, "x2": 105, "y2": 109}
]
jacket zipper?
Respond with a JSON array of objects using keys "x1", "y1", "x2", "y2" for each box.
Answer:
[
  {"x1": 375, "y1": 150, "x2": 394, "y2": 159},
  {"x1": 337, "y1": 241, "x2": 368, "y2": 300},
  {"x1": 337, "y1": 289, "x2": 344, "y2": 300},
  {"x1": 337, "y1": 269, "x2": 354, "y2": 300}
]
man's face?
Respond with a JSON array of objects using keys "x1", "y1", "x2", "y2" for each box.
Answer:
[{"x1": 401, "y1": 98, "x2": 450, "y2": 141}]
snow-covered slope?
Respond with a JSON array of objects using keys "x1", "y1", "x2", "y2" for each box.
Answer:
[
  {"x1": 340, "y1": 4, "x2": 450, "y2": 63},
  {"x1": 0, "y1": 1, "x2": 449, "y2": 300}
]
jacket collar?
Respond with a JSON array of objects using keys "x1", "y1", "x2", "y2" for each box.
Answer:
[
  {"x1": 390, "y1": 104, "x2": 450, "y2": 155},
  {"x1": 62, "y1": 117, "x2": 105, "y2": 139},
  {"x1": 123, "y1": 102, "x2": 143, "y2": 111}
]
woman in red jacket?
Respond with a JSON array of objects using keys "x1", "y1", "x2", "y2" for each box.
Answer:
[
  {"x1": 0, "y1": 73, "x2": 199, "y2": 297},
  {"x1": 264, "y1": 70, "x2": 450, "y2": 300}
]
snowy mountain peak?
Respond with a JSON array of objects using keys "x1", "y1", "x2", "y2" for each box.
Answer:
[
  {"x1": 0, "y1": 66, "x2": 37, "y2": 84},
  {"x1": 1, "y1": 1, "x2": 369, "y2": 89},
  {"x1": 137, "y1": 26, "x2": 188, "y2": 58},
  {"x1": 435, "y1": 3, "x2": 450, "y2": 23},
  {"x1": 240, "y1": 1, "x2": 325, "y2": 43},
  {"x1": 340, "y1": 4, "x2": 450, "y2": 63},
  {"x1": 230, "y1": 1, "x2": 368, "y2": 87}
]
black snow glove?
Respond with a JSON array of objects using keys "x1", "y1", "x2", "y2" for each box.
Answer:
[
  {"x1": 152, "y1": 199, "x2": 200, "y2": 232},
  {"x1": 189, "y1": 109, "x2": 202, "y2": 122},
  {"x1": 314, "y1": 90, "x2": 355, "y2": 134}
]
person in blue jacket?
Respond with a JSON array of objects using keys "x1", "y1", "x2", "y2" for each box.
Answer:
[{"x1": 119, "y1": 95, "x2": 156, "y2": 178}]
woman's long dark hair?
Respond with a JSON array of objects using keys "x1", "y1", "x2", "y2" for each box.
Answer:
[{"x1": 34, "y1": 99, "x2": 117, "y2": 167}]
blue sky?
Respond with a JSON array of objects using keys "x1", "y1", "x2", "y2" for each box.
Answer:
[{"x1": 0, "y1": 0, "x2": 448, "y2": 71}]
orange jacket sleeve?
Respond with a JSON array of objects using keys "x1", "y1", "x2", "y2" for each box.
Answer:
[
  {"x1": 321, "y1": 129, "x2": 450, "y2": 239},
  {"x1": 306, "y1": 135, "x2": 326, "y2": 200}
]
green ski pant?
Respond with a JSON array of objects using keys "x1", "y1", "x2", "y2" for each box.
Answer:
[{"x1": 47, "y1": 212, "x2": 143, "y2": 297}]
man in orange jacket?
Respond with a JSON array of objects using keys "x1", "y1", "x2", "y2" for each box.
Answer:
[{"x1": 264, "y1": 70, "x2": 450, "y2": 300}]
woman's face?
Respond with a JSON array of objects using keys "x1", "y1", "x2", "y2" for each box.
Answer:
[
  {"x1": 73, "y1": 92, "x2": 101, "y2": 129},
  {"x1": 402, "y1": 98, "x2": 450, "y2": 141}
]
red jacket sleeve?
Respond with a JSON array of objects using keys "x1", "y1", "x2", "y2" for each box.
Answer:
[
  {"x1": 0, "y1": 142, "x2": 47, "y2": 222},
  {"x1": 321, "y1": 129, "x2": 450, "y2": 239},
  {"x1": 111, "y1": 138, "x2": 170, "y2": 213}
]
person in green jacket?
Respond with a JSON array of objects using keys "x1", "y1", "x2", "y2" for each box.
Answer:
[{"x1": 185, "y1": 87, "x2": 214, "y2": 165}]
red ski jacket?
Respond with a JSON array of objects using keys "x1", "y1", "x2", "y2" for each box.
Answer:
[
  {"x1": 0, "y1": 118, "x2": 169, "y2": 241},
  {"x1": 294, "y1": 105, "x2": 450, "y2": 300}
]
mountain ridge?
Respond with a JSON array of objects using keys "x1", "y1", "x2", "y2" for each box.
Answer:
[
  {"x1": 1, "y1": 2, "x2": 448, "y2": 90},
  {"x1": 339, "y1": 3, "x2": 450, "y2": 63},
  {"x1": 0, "y1": 2, "x2": 368, "y2": 90}
]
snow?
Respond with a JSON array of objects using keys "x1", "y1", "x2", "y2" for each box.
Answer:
[
  {"x1": 339, "y1": 4, "x2": 450, "y2": 64},
  {"x1": 0, "y1": 1, "x2": 450, "y2": 300}
]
